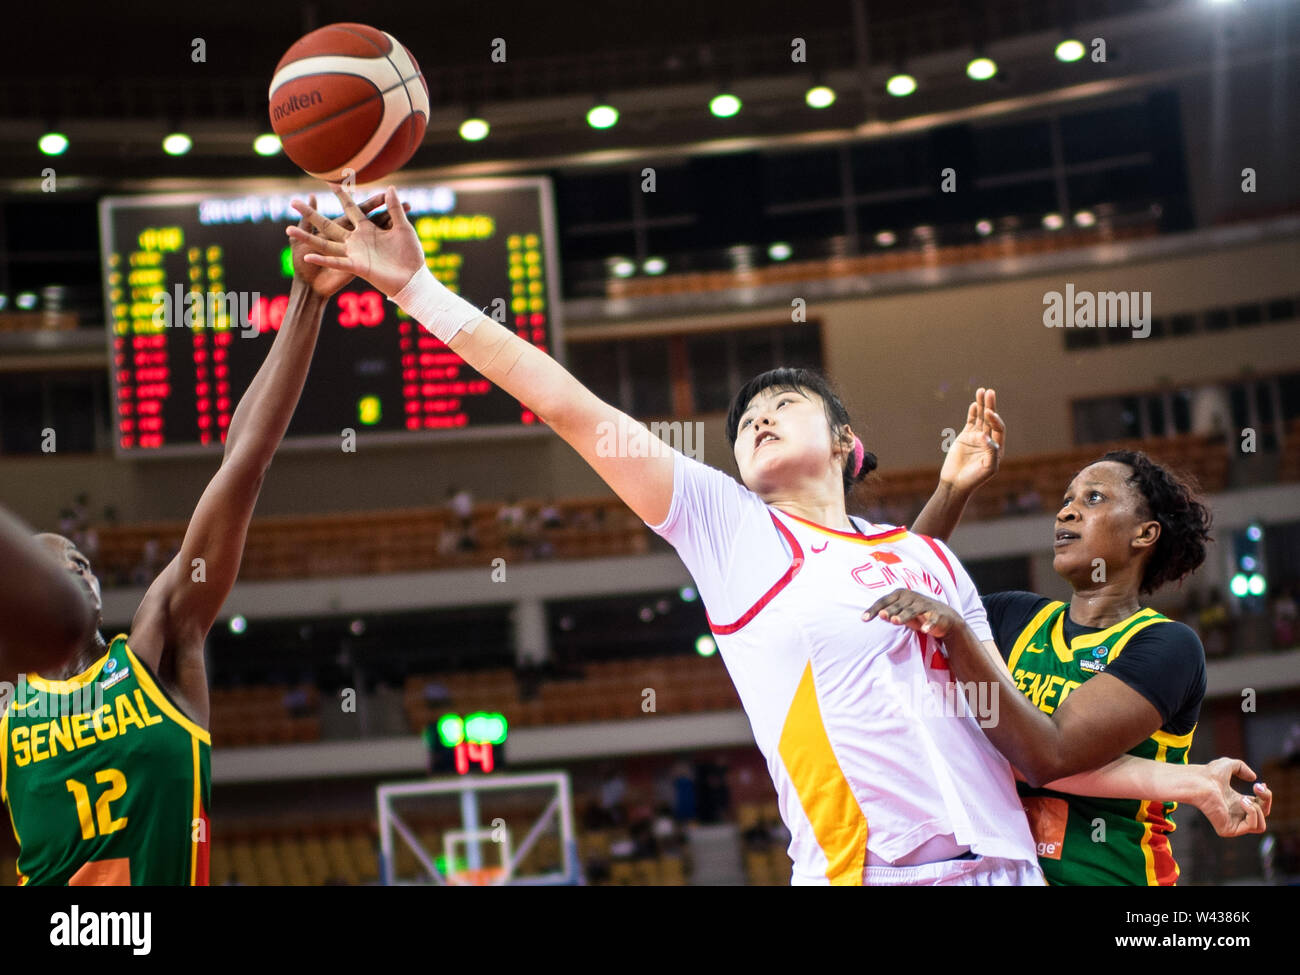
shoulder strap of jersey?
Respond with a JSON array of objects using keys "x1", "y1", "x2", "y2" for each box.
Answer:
[
  {"x1": 1104, "y1": 610, "x2": 1170, "y2": 663},
  {"x1": 1006, "y1": 600, "x2": 1067, "y2": 673}
]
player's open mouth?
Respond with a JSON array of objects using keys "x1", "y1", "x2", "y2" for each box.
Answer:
[
  {"x1": 1054, "y1": 529, "x2": 1080, "y2": 547},
  {"x1": 754, "y1": 431, "x2": 779, "y2": 451}
]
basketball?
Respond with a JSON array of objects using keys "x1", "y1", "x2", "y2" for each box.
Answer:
[{"x1": 268, "y1": 23, "x2": 429, "y2": 184}]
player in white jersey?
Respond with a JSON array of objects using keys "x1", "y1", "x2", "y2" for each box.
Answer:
[{"x1": 288, "y1": 185, "x2": 1255, "y2": 885}]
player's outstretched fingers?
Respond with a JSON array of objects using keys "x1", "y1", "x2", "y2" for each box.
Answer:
[
  {"x1": 1255, "y1": 781, "x2": 1272, "y2": 817},
  {"x1": 285, "y1": 224, "x2": 347, "y2": 256},
  {"x1": 386, "y1": 185, "x2": 413, "y2": 228},
  {"x1": 328, "y1": 182, "x2": 367, "y2": 226},
  {"x1": 291, "y1": 199, "x2": 348, "y2": 241}
]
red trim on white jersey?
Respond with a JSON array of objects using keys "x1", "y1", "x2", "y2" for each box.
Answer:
[
  {"x1": 779, "y1": 509, "x2": 907, "y2": 542},
  {"x1": 917, "y1": 533, "x2": 957, "y2": 586},
  {"x1": 706, "y1": 512, "x2": 804, "y2": 635}
]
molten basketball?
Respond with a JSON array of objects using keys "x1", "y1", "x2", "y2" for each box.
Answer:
[{"x1": 268, "y1": 23, "x2": 429, "y2": 184}]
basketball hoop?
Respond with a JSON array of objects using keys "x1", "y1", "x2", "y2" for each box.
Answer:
[{"x1": 448, "y1": 866, "x2": 507, "y2": 886}]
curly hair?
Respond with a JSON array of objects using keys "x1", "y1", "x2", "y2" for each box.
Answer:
[
  {"x1": 725, "y1": 367, "x2": 877, "y2": 498},
  {"x1": 1097, "y1": 449, "x2": 1213, "y2": 594}
]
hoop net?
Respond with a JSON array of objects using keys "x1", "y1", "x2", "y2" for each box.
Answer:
[{"x1": 448, "y1": 866, "x2": 508, "y2": 886}]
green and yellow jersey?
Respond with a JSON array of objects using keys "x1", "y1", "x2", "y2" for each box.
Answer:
[
  {"x1": 1, "y1": 633, "x2": 210, "y2": 885},
  {"x1": 984, "y1": 592, "x2": 1207, "y2": 886}
]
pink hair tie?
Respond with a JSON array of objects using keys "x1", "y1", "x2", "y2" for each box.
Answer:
[{"x1": 851, "y1": 436, "x2": 865, "y2": 477}]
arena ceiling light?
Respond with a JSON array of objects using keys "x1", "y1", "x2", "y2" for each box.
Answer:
[
  {"x1": 459, "y1": 117, "x2": 490, "y2": 141},
  {"x1": 586, "y1": 104, "x2": 619, "y2": 129},
  {"x1": 38, "y1": 132, "x2": 68, "y2": 156},
  {"x1": 642, "y1": 256, "x2": 666, "y2": 274},
  {"x1": 805, "y1": 85, "x2": 836, "y2": 109},
  {"x1": 875, "y1": 230, "x2": 897, "y2": 246},
  {"x1": 975, "y1": 219, "x2": 994, "y2": 236},
  {"x1": 253, "y1": 133, "x2": 282, "y2": 156},
  {"x1": 966, "y1": 57, "x2": 998, "y2": 81},
  {"x1": 709, "y1": 92, "x2": 742, "y2": 118},
  {"x1": 1055, "y1": 39, "x2": 1086, "y2": 63},
  {"x1": 1074, "y1": 209, "x2": 1097, "y2": 227},
  {"x1": 886, "y1": 73, "x2": 917, "y2": 97},
  {"x1": 162, "y1": 133, "x2": 193, "y2": 156},
  {"x1": 768, "y1": 242, "x2": 792, "y2": 261},
  {"x1": 609, "y1": 257, "x2": 636, "y2": 278},
  {"x1": 1042, "y1": 212, "x2": 1065, "y2": 230}
]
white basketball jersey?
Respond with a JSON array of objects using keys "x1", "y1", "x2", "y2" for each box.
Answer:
[{"x1": 650, "y1": 451, "x2": 1037, "y2": 884}]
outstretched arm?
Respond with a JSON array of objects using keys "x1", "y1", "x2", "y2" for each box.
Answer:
[
  {"x1": 0, "y1": 505, "x2": 97, "y2": 688},
  {"x1": 126, "y1": 195, "x2": 392, "y2": 725},
  {"x1": 864, "y1": 590, "x2": 1271, "y2": 837},
  {"x1": 911, "y1": 388, "x2": 1003, "y2": 541},
  {"x1": 288, "y1": 186, "x2": 676, "y2": 528},
  {"x1": 1043, "y1": 755, "x2": 1271, "y2": 838}
]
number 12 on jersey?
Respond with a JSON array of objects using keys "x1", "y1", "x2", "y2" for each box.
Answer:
[{"x1": 66, "y1": 769, "x2": 128, "y2": 840}]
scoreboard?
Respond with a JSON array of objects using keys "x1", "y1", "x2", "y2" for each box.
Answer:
[{"x1": 99, "y1": 178, "x2": 562, "y2": 456}]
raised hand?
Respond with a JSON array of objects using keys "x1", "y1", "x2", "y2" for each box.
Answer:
[
  {"x1": 289, "y1": 192, "x2": 401, "y2": 298},
  {"x1": 287, "y1": 184, "x2": 425, "y2": 297},
  {"x1": 938, "y1": 387, "x2": 1005, "y2": 495},
  {"x1": 1192, "y1": 758, "x2": 1272, "y2": 838}
]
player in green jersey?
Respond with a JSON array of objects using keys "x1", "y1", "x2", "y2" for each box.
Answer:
[
  {"x1": 874, "y1": 388, "x2": 1272, "y2": 884},
  {"x1": 0, "y1": 194, "x2": 399, "y2": 886}
]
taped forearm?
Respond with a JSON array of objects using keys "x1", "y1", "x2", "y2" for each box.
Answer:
[{"x1": 392, "y1": 266, "x2": 486, "y2": 343}]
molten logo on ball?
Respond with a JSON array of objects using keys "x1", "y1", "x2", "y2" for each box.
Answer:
[{"x1": 271, "y1": 90, "x2": 323, "y2": 122}]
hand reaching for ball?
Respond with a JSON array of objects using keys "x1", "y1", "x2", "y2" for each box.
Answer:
[
  {"x1": 287, "y1": 185, "x2": 425, "y2": 298},
  {"x1": 289, "y1": 191, "x2": 411, "y2": 298}
]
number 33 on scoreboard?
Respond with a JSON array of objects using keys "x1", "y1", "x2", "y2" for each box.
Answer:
[
  {"x1": 337, "y1": 290, "x2": 385, "y2": 328},
  {"x1": 65, "y1": 769, "x2": 128, "y2": 840}
]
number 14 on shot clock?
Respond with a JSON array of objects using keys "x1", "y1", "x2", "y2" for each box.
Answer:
[{"x1": 424, "y1": 712, "x2": 508, "y2": 775}]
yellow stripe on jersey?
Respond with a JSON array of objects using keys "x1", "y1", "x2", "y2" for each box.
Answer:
[
  {"x1": 1104, "y1": 615, "x2": 1166, "y2": 664},
  {"x1": 26, "y1": 650, "x2": 112, "y2": 693},
  {"x1": 777, "y1": 662, "x2": 869, "y2": 885},
  {"x1": 190, "y1": 737, "x2": 201, "y2": 886},
  {"x1": 1134, "y1": 739, "x2": 1173, "y2": 887},
  {"x1": 1006, "y1": 601, "x2": 1064, "y2": 673},
  {"x1": 124, "y1": 646, "x2": 211, "y2": 745},
  {"x1": 1045, "y1": 608, "x2": 1164, "y2": 663},
  {"x1": 0, "y1": 711, "x2": 8, "y2": 803},
  {"x1": 1152, "y1": 725, "x2": 1196, "y2": 750}
]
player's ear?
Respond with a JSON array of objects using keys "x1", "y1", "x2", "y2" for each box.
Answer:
[{"x1": 1133, "y1": 519, "x2": 1161, "y2": 551}]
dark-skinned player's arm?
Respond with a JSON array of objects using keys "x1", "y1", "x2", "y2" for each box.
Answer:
[
  {"x1": 125, "y1": 194, "x2": 397, "y2": 728},
  {"x1": 288, "y1": 186, "x2": 676, "y2": 528},
  {"x1": 863, "y1": 588, "x2": 1272, "y2": 838},
  {"x1": 0, "y1": 504, "x2": 97, "y2": 690},
  {"x1": 910, "y1": 387, "x2": 1003, "y2": 542}
]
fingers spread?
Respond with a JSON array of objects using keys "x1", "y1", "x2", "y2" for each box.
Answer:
[
  {"x1": 286, "y1": 225, "x2": 347, "y2": 255},
  {"x1": 292, "y1": 200, "x2": 350, "y2": 241}
]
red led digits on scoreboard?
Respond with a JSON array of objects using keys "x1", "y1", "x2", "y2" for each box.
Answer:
[
  {"x1": 250, "y1": 295, "x2": 289, "y2": 333},
  {"x1": 337, "y1": 290, "x2": 384, "y2": 328}
]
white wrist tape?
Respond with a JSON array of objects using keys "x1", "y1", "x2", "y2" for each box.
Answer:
[{"x1": 392, "y1": 266, "x2": 483, "y2": 344}]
